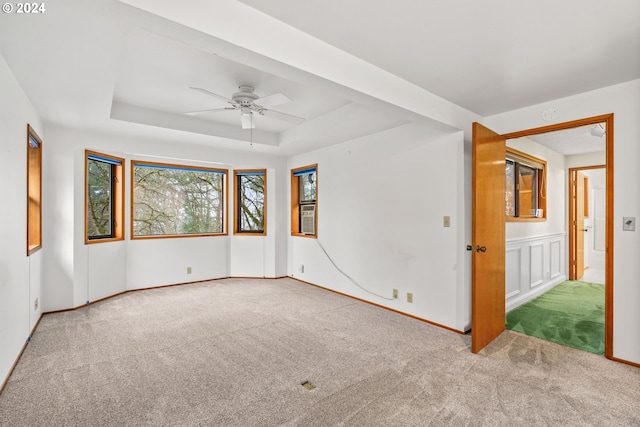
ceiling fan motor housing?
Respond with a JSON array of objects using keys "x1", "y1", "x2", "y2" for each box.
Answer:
[{"x1": 232, "y1": 86, "x2": 259, "y2": 107}]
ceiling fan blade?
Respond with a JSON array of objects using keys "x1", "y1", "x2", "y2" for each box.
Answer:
[
  {"x1": 260, "y1": 108, "x2": 305, "y2": 125},
  {"x1": 189, "y1": 87, "x2": 234, "y2": 104},
  {"x1": 185, "y1": 107, "x2": 235, "y2": 115},
  {"x1": 240, "y1": 112, "x2": 255, "y2": 129},
  {"x1": 255, "y1": 92, "x2": 291, "y2": 107}
]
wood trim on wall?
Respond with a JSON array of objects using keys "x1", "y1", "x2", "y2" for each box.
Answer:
[
  {"x1": 289, "y1": 276, "x2": 466, "y2": 335},
  {"x1": 610, "y1": 357, "x2": 640, "y2": 369},
  {"x1": 0, "y1": 313, "x2": 42, "y2": 395}
]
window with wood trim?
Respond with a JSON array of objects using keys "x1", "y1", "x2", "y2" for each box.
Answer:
[
  {"x1": 86, "y1": 150, "x2": 124, "y2": 243},
  {"x1": 291, "y1": 164, "x2": 317, "y2": 237},
  {"x1": 132, "y1": 161, "x2": 227, "y2": 238},
  {"x1": 234, "y1": 169, "x2": 266, "y2": 235},
  {"x1": 505, "y1": 148, "x2": 546, "y2": 220},
  {"x1": 27, "y1": 124, "x2": 42, "y2": 255}
]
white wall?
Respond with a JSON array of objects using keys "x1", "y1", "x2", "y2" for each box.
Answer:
[
  {"x1": 0, "y1": 53, "x2": 44, "y2": 386},
  {"x1": 43, "y1": 124, "x2": 288, "y2": 311},
  {"x1": 287, "y1": 124, "x2": 469, "y2": 331},
  {"x1": 485, "y1": 79, "x2": 640, "y2": 364},
  {"x1": 229, "y1": 168, "x2": 281, "y2": 278},
  {"x1": 566, "y1": 151, "x2": 606, "y2": 169}
]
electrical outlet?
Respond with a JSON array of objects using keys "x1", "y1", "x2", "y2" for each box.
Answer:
[
  {"x1": 187, "y1": 267, "x2": 192, "y2": 274},
  {"x1": 393, "y1": 289, "x2": 398, "y2": 299},
  {"x1": 34, "y1": 298, "x2": 39, "y2": 311},
  {"x1": 298, "y1": 264, "x2": 304, "y2": 273},
  {"x1": 407, "y1": 292, "x2": 413, "y2": 303}
]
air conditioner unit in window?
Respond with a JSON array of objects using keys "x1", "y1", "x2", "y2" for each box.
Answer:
[{"x1": 300, "y1": 204, "x2": 316, "y2": 235}]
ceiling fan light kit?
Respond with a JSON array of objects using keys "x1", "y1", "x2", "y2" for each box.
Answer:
[
  {"x1": 188, "y1": 85, "x2": 305, "y2": 130},
  {"x1": 589, "y1": 124, "x2": 606, "y2": 138}
]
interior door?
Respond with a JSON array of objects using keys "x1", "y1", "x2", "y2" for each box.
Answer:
[
  {"x1": 569, "y1": 170, "x2": 588, "y2": 280},
  {"x1": 471, "y1": 123, "x2": 506, "y2": 353}
]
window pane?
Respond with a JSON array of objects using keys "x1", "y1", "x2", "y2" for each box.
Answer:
[
  {"x1": 518, "y1": 165, "x2": 537, "y2": 216},
  {"x1": 133, "y1": 164, "x2": 225, "y2": 236},
  {"x1": 505, "y1": 160, "x2": 515, "y2": 217},
  {"x1": 238, "y1": 174, "x2": 265, "y2": 232},
  {"x1": 87, "y1": 159, "x2": 113, "y2": 238},
  {"x1": 299, "y1": 172, "x2": 316, "y2": 203}
]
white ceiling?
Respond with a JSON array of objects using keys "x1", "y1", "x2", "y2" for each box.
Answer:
[
  {"x1": 0, "y1": 0, "x2": 637, "y2": 155},
  {"x1": 240, "y1": 0, "x2": 640, "y2": 116},
  {"x1": 527, "y1": 123, "x2": 606, "y2": 156}
]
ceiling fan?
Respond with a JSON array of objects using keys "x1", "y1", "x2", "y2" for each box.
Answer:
[{"x1": 187, "y1": 85, "x2": 305, "y2": 129}]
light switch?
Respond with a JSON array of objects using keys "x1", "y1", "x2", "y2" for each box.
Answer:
[
  {"x1": 443, "y1": 216, "x2": 451, "y2": 227},
  {"x1": 623, "y1": 217, "x2": 636, "y2": 231}
]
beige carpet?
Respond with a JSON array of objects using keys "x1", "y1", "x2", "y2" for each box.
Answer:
[{"x1": 1, "y1": 278, "x2": 638, "y2": 426}]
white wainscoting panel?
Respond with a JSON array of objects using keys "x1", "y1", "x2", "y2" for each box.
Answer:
[
  {"x1": 506, "y1": 233, "x2": 566, "y2": 311},
  {"x1": 550, "y1": 240, "x2": 561, "y2": 279},
  {"x1": 530, "y1": 243, "x2": 544, "y2": 288},
  {"x1": 506, "y1": 248, "x2": 521, "y2": 299}
]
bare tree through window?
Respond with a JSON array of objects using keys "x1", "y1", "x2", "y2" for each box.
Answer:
[
  {"x1": 133, "y1": 162, "x2": 227, "y2": 237},
  {"x1": 235, "y1": 170, "x2": 265, "y2": 234}
]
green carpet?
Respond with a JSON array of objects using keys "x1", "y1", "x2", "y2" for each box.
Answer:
[{"x1": 506, "y1": 280, "x2": 604, "y2": 354}]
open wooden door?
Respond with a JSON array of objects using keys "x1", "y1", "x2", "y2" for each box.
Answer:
[{"x1": 471, "y1": 123, "x2": 506, "y2": 353}]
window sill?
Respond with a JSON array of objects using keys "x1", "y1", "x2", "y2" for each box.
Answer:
[
  {"x1": 233, "y1": 231, "x2": 266, "y2": 236},
  {"x1": 291, "y1": 232, "x2": 317, "y2": 238},
  {"x1": 85, "y1": 237, "x2": 124, "y2": 245},
  {"x1": 27, "y1": 244, "x2": 42, "y2": 256},
  {"x1": 506, "y1": 217, "x2": 546, "y2": 223},
  {"x1": 131, "y1": 233, "x2": 228, "y2": 240}
]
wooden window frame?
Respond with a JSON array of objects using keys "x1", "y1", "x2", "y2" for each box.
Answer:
[
  {"x1": 233, "y1": 169, "x2": 267, "y2": 236},
  {"x1": 85, "y1": 150, "x2": 125, "y2": 244},
  {"x1": 26, "y1": 124, "x2": 42, "y2": 255},
  {"x1": 291, "y1": 164, "x2": 318, "y2": 238},
  {"x1": 506, "y1": 147, "x2": 547, "y2": 222},
  {"x1": 131, "y1": 160, "x2": 228, "y2": 239}
]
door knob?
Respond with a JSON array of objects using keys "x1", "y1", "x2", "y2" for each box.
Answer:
[{"x1": 466, "y1": 245, "x2": 487, "y2": 252}]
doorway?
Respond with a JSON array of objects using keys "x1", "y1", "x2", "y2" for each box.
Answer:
[
  {"x1": 569, "y1": 166, "x2": 606, "y2": 284},
  {"x1": 471, "y1": 114, "x2": 613, "y2": 359}
]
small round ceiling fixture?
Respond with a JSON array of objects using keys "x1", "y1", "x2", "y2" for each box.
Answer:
[{"x1": 541, "y1": 108, "x2": 558, "y2": 122}]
